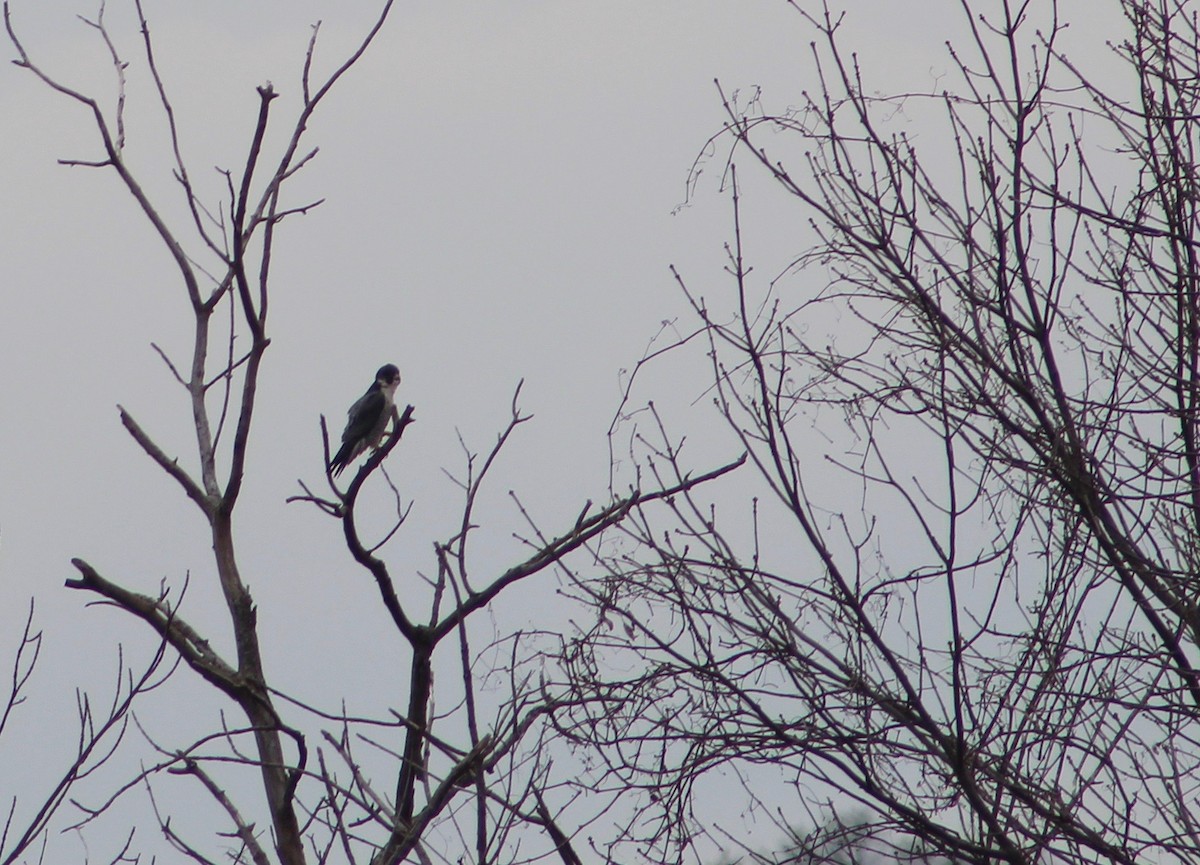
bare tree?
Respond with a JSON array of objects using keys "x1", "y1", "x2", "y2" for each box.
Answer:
[
  {"x1": 553, "y1": 1, "x2": 1200, "y2": 864},
  {"x1": 0, "y1": 602, "x2": 170, "y2": 865},
  {"x1": 5, "y1": 3, "x2": 739, "y2": 863},
  {"x1": 777, "y1": 817, "x2": 964, "y2": 865}
]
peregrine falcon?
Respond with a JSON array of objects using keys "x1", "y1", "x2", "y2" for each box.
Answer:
[{"x1": 329, "y1": 364, "x2": 402, "y2": 476}]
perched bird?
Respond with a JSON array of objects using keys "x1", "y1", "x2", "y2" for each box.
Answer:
[{"x1": 329, "y1": 364, "x2": 402, "y2": 476}]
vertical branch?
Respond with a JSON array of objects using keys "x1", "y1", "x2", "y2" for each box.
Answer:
[
  {"x1": 222, "y1": 84, "x2": 277, "y2": 511},
  {"x1": 395, "y1": 639, "x2": 434, "y2": 828},
  {"x1": 0, "y1": 601, "x2": 40, "y2": 741}
]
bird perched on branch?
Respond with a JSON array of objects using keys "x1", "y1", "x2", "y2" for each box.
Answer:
[{"x1": 329, "y1": 364, "x2": 402, "y2": 476}]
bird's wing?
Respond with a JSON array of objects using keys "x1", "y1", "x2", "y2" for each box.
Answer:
[{"x1": 341, "y1": 387, "x2": 386, "y2": 444}]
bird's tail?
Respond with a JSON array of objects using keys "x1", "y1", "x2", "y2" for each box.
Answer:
[{"x1": 329, "y1": 442, "x2": 354, "y2": 476}]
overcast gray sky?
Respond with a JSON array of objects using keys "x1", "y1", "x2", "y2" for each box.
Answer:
[
  {"x1": 0, "y1": 0, "x2": 1130, "y2": 860},
  {"x1": 0, "y1": 0, "x2": 853, "y2": 690}
]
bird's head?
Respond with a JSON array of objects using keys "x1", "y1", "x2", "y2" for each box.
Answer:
[{"x1": 376, "y1": 364, "x2": 401, "y2": 389}]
